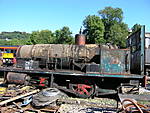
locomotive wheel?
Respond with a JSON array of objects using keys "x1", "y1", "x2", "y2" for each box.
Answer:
[{"x1": 69, "y1": 83, "x2": 95, "y2": 98}]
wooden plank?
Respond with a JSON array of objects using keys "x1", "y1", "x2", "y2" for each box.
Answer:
[{"x1": 0, "y1": 89, "x2": 40, "y2": 106}]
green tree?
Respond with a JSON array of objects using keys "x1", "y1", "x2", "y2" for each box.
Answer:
[
  {"x1": 99, "y1": 7, "x2": 123, "y2": 24},
  {"x1": 54, "y1": 26, "x2": 73, "y2": 44},
  {"x1": 39, "y1": 30, "x2": 54, "y2": 44},
  {"x1": 83, "y1": 15, "x2": 105, "y2": 44},
  {"x1": 9, "y1": 38, "x2": 30, "y2": 45},
  {"x1": 0, "y1": 38, "x2": 30, "y2": 45},
  {"x1": 0, "y1": 39, "x2": 9, "y2": 45},
  {"x1": 108, "y1": 23, "x2": 128, "y2": 47},
  {"x1": 0, "y1": 31, "x2": 30, "y2": 39},
  {"x1": 30, "y1": 30, "x2": 54, "y2": 44},
  {"x1": 131, "y1": 24, "x2": 142, "y2": 33},
  {"x1": 98, "y1": 7, "x2": 128, "y2": 48},
  {"x1": 30, "y1": 31, "x2": 40, "y2": 44}
]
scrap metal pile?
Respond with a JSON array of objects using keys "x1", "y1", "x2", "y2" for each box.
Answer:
[
  {"x1": 0, "y1": 85, "x2": 64, "y2": 113},
  {"x1": 0, "y1": 83, "x2": 118, "y2": 113},
  {"x1": 0, "y1": 78, "x2": 149, "y2": 113},
  {"x1": 119, "y1": 98, "x2": 150, "y2": 113}
]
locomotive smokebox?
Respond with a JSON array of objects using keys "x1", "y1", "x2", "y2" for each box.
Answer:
[{"x1": 75, "y1": 34, "x2": 86, "y2": 45}]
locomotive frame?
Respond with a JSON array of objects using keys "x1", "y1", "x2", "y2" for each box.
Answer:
[{"x1": 0, "y1": 66, "x2": 144, "y2": 98}]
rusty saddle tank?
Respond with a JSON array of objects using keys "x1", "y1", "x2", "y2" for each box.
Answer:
[{"x1": 16, "y1": 44, "x2": 99, "y2": 71}]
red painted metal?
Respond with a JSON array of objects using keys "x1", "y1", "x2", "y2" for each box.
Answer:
[
  {"x1": 69, "y1": 83, "x2": 95, "y2": 98},
  {"x1": 39, "y1": 77, "x2": 46, "y2": 86},
  {"x1": 76, "y1": 84, "x2": 92, "y2": 95}
]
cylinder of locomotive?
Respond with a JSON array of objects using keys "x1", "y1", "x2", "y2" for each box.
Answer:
[
  {"x1": 75, "y1": 34, "x2": 86, "y2": 45},
  {"x1": 6, "y1": 72, "x2": 28, "y2": 85}
]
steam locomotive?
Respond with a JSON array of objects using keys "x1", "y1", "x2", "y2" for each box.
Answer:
[{"x1": 0, "y1": 26, "x2": 149, "y2": 98}]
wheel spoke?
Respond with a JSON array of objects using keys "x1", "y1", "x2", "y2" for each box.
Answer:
[{"x1": 69, "y1": 83, "x2": 95, "y2": 98}]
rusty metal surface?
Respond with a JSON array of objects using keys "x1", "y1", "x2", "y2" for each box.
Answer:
[
  {"x1": 100, "y1": 48, "x2": 130, "y2": 74},
  {"x1": 32, "y1": 44, "x2": 51, "y2": 58},
  {"x1": 17, "y1": 44, "x2": 119, "y2": 63},
  {"x1": 127, "y1": 26, "x2": 145, "y2": 75},
  {"x1": 6, "y1": 72, "x2": 28, "y2": 84},
  {"x1": 75, "y1": 34, "x2": 86, "y2": 45},
  {"x1": 17, "y1": 44, "x2": 100, "y2": 63},
  {"x1": 119, "y1": 98, "x2": 150, "y2": 113},
  {"x1": 16, "y1": 45, "x2": 33, "y2": 58}
]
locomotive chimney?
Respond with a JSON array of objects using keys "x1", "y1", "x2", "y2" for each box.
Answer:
[
  {"x1": 75, "y1": 27, "x2": 86, "y2": 45},
  {"x1": 75, "y1": 34, "x2": 86, "y2": 45}
]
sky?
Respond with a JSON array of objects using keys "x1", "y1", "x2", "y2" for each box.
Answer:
[{"x1": 0, "y1": 0, "x2": 150, "y2": 34}]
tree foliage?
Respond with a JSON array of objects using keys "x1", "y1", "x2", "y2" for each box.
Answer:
[
  {"x1": 30, "y1": 30, "x2": 54, "y2": 44},
  {"x1": 99, "y1": 7, "x2": 123, "y2": 24},
  {"x1": 0, "y1": 27, "x2": 74, "y2": 45},
  {"x1": 108, "y1": 23, "x2": 128, "y2": 47},
  {"x1": 0, "y1": 31, "x2": 30, "y2": 39},
  {"x1": 98, "y1": 7, "x2": 128, "y2": 48},
  {"x1": 83, "y1": 15, "x2": 105, "y2": 44},
  {"x1": 9, "y1": 38, "x2": 26, "y2": 45},
  {"x1": 131, "y1": 24, "x2": 142, "y2": 33},
  {"x1": 54, "y1": 26, "x2": 74, "y2": 44},
  {"x1": 0, "y1": 39, "x2": 9, "y2": 45},
  {"x1": 0, "y1": 31, "x2": 31, "y2": 45}
]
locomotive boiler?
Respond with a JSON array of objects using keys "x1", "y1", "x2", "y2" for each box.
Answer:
[{"x1": 17, "y1": 44, "x2": 98, "y2": 71}]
